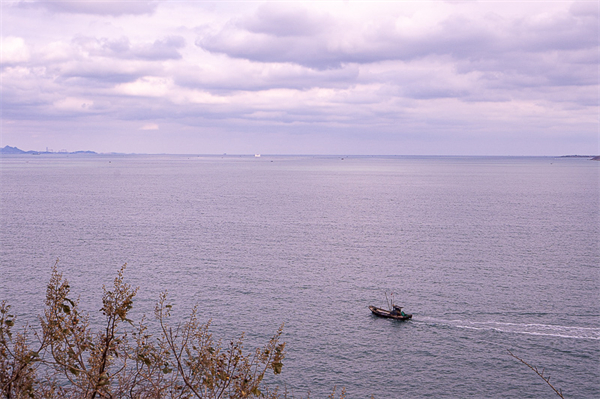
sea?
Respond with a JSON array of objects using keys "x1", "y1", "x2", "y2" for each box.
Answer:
[{"x1": 0, "y1": 154, "x2": 598, "y2": 398}]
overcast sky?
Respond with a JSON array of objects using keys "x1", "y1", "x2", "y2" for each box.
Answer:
[{"x1": 1, "y1": 0, "x2": 598, "y2": 155}]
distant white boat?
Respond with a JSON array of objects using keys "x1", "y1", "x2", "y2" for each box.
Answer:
[{"x1": 255, "y1": 154, "x2": 261, "y2": 157}]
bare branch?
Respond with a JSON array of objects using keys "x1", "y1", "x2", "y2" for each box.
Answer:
[{"x1": 507, "y1": 350, "x2": 565, "y2": 399}]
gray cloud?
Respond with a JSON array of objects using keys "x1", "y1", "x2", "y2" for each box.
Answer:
[
  {"x1": 73, "y1": 35, "x2": 186, "y2": 60},
  {"x1": 135, "y1": 36, "x2": 186, "y2": 60},
  {"x1": 196, "y1": 12, "x2": 500, "y2": 68},
  {"x1": 196, "y1": 5, "x2": 598, "y2": 73},
  {"x1": 57, "y1": 66, "x2": 150, "y2": 86},
  {"x1": 191, "y1": 3, "x2": 598, "y2": 111},
  {"x1": 241, "y1": 3, "x2": 330, "y2": 37},
  {"x1": 570, "y1": 0, "x2": 599, "y2": 18},
  {"x1": 2, "y1": 1, "x2": 597, "y2": 155},
  {"x1": 173, "y1": 62, "x2": 360, "y2": 93},
  {"x1": 25, "y1": 0, "x2": 159, "y2": 16}
]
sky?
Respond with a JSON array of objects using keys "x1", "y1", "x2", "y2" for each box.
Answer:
[{"x1": 1, "y1": 0, "x2": 598, "y2": 155}]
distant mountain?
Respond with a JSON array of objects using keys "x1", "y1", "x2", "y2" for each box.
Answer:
[
  {"x1": 0, "y1": 145, "x2": 26, "y2": 154},
  {"x1": 0, "y1": 145, "x2": 97, "y2": 155}
]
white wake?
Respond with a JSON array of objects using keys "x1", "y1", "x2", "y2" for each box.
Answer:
[{"x1": 417, "y1": 317, "x2": 600, "y2": 340}]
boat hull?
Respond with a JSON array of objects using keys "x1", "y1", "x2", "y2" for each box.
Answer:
[{"x1": 369, "y1": 306, "x2": 412, "y2": 320}]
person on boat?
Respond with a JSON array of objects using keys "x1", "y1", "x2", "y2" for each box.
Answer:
[
  {"x1": 391, "y1": 305, "x2": 402, "y2": 316},
  {"x1": 391, "y1": 305, "x2": 407, "y2": 317}
]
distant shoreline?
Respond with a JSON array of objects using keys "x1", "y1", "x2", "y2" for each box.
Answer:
[
  {"x1": 0, "y1": 145, "x2": 96, "y2": 155},
  {"x1": 1, "y1": 145, "x2": 599, "y2": 159}
]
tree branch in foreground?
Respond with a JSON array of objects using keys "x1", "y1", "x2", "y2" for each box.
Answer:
[{"x1": 507, "y1": 349, "x2": 565, "y2": 399}]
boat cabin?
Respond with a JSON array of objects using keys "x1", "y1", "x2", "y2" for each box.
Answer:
[{"x1": 391, "y1": 305, "x2": 407, "y2": 317}]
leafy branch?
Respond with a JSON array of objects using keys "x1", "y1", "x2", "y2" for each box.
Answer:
[{"x1": 1, "y1": 262, "x2": 289, "y2": 398}]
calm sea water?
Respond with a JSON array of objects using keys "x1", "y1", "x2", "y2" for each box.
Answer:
[{"x1": 1, "y1": 154, "x2": 598, "y2": 398}]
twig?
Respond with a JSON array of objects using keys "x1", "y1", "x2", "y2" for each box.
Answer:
[{"x1": 507, "y1": 350, "x2": 565, "y2": 399}]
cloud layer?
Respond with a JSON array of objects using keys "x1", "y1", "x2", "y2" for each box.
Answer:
[
  {"x1": 26, "y1": 0, "x2": 160, "y2": 16},
  {"x1": 1, "y1": 1, "x2": 598, "y2": 154}
]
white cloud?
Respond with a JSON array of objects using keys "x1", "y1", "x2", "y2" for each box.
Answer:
[
  {"x1": 39, "y1": 41, "x2": 75, "y2": 62},
  {"x1": 115, "y1": 76, "x2": 171, "y2": 97},
  {"x1": 1, "y1": 37, "x2": 30, "y2": 64},
  {"x1": 140, "y1": 123, "x2": 159, "y2": 130},
  {"x1": 53, "y1": 97, "x2": 95, "y2": 111}
]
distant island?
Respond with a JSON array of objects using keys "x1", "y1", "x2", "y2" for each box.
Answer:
[
  {"x1": 560, "y1": 155, "x2": 600, "y2": 161},
  {"x1": 0, "y1": 145, "x2": 97, "y2": 155}
]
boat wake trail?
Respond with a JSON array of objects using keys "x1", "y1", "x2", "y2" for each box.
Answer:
[{"x1": 416, "y1": 317, "x2": 600, "y2": 340}]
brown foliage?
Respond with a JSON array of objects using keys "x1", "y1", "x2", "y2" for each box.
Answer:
[{"x1": 1, "y1": 262, "x2": 288, "y2": 399}]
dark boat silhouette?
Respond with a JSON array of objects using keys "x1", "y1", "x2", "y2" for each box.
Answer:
[{"x1": 369, "y1": 305, "x2": 412, "y2": 320}]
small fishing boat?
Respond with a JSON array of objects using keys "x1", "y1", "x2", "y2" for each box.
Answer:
[{"x1": 369, "y1": 305, "x2": 412, "y2": 320}]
